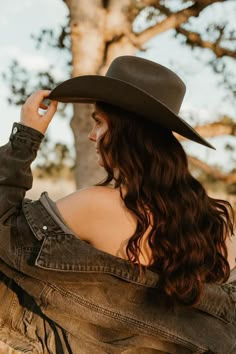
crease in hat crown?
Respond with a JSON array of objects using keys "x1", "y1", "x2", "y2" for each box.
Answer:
[
  {"x1": 106, "y1": 56, "x2": 186, "y2": 115},
  {"x1": 48, "y1": 55, "x2": 215, "y2": 149}
]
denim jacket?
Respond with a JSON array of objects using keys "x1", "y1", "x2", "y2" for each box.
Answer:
[{"x1": 0, "y1": 122, "x2": 235, "y2": 354}]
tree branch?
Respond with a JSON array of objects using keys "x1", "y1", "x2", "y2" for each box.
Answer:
[
  {"x1": 126, "y1": 0, "x2": 167, "y2": 23},
  {"x1": 174, "y1": 118, "x2": 236, "y2": 142},
  {"x1": 128, "y1": 0, "x2": 224, "y2": 47},
  {"x1": 188, "y1": 155, "x2": 236, "y2": 183},
  {"x1": 176, "y1": 26, "x2": 236, "y2": 59},
  {"x1": 194, "y1": 120, "x2": 236, "y2": 138}
]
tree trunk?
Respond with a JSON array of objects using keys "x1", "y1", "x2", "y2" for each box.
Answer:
[
  {"x1": 64, "y1": 0, "x2": 235, "y2": 187},
  {"x1": 70, "y1": 103, "x2": 106, "y2": 187},
  {"x1": 65, "y1": 0, "x2": 136, "y2": 187}
]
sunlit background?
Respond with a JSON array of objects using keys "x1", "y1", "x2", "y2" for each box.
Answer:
[
  {"x1": 0, "y1": 1, "x2": 236, "y2": 352},
  {"x1": 0, "y1": 0, "x2": 236, "y2": 172}
]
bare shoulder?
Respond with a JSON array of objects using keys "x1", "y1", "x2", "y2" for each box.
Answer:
[
  {"x1": 57, "y1": 185, "x2": 121, "y2": 211},
  {"x1": 55, "y1": 186, "x2": 134, "y2": 242},
  {"x1": 226, "y1": 235, "x2": 236, "y2": 270}
]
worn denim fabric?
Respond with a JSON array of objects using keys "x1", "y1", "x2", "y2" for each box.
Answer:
[{"x1": 0, "y1": 122, "x2": 235, "y2": 354}]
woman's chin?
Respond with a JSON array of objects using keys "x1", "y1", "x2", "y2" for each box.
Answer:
[{"x1": 97, "y1": 155, "x2": 104, "y2": 167}]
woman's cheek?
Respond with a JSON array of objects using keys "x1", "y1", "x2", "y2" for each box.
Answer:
[{"x1": 97, "y1": 128, "x2": 106, "y2": 141}]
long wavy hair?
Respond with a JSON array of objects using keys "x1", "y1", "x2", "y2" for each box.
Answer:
[{"x1": 95, "y1": 101, "x2": 234, "y2": 305}]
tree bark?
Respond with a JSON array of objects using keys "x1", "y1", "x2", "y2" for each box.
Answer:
[
  {"x1": 70, "y1": 103, "x2": 106, "y2": 187},
  {"x1": 64, "y1": 0, "x2": 106, "y2": 187},
  {"x1": 129, "y1": 0, "x2": 223, "y2": 47},
  {"x1": 188, "y1": 155, "x2": 236, "y2": 183},
  {"x1": 65, "y1": 0, "x2": 136, "y2": 187},
  {"x1": 176, "y1": 27, "x2": 236, "y2": 59},
  {"x1": 175, "y1": 119, "x2": 236, "y2": 143},
  {"x1": 63, "y1": 0, "x2": 236, "y2": 187}
]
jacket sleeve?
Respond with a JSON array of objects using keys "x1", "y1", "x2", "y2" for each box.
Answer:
[{"x1": 0, "y1": 122, "x2": 44, "y2": 224}]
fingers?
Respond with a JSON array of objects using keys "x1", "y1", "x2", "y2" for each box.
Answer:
[
  {"x1": 39, "y1": 103, "x2": 49, "y2": 110},
  {"x1": 44, "y1": 100, "x2": 58, "y2": 121},
  {"x1": 20, "y1": 90, "x2": 58, "y2": 134},
  {"x1": 23, "y1": 90, "x2": 51, "y2": 112},
  {"x1": 28, "y1": 90, "x2": 51, "y2": 106}
]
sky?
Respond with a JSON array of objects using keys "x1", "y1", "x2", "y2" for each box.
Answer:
[
  {"x1": 0, "y1": 0, "x2": 236, "y2": 171},
  {"x1": 0, "y1": 0, "x2": 72, "y2": 145}
]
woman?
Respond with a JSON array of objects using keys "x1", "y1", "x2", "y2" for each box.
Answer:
[{"x1": 0, "y1": 56, "x2": 235, "y2": 353}]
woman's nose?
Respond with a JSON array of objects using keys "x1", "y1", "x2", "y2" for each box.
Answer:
[{"x1": 88, "y1": 130, "x2": 96, "y2": 142}]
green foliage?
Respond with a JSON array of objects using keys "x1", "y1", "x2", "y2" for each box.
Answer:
[
  {"x1": 2, "y1": 60, "x2": 60, "y2": 105},
  {"x1": 31, "y1": 18, "x2": 71, "y2": 51},
  {"x1": 227, "y1": 182, "x2": 236, "y2": 195},
  {"x1": 2, "y1": 16, "x2": 71, "y2": 106},
  {"x1": 2, "y1": 0, "x2": 236, "y2": 180},
  {"x1": 35, "y1": 135, "x2": 75, "y2": 178},
  {"x1": 1, "y1": 16, "x2": 73, "y2": 177}
]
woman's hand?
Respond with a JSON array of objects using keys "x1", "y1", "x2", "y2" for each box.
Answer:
[{"x1": 20, "y1": 90, "x2": 58, "y2": 134}]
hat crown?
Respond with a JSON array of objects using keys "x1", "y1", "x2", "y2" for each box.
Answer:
[
  {"x1": 106, "y1": 56, "x2": 186, "y2": 114},
  {"x1": 48, "y1": 55, "x2": 214, "y2": 149}
]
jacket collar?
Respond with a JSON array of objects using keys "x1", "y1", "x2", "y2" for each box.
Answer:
[
  {"x1": 23, "y1": 193, "x2": 160, "y2": 288},
  {"x1": 22, "y1": 193, "x2": 236, "y2": 324}
]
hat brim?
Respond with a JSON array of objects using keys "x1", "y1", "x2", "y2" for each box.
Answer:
[{"x1": 48, "y1": 75, "x2": 214, "y2": 149}]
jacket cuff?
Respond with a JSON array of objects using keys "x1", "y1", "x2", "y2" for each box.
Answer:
[{"x1": 10, "y1": 123, "x2": 44, "y2": 150}]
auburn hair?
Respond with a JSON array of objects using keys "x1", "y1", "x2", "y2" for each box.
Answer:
[{"x1": 95, "y1": 101, "x2": 234, "y2": 306}]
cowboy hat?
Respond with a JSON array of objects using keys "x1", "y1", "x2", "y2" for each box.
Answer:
[{"x1": 48, "y1": 55, "x2": 214, "y2": 149}]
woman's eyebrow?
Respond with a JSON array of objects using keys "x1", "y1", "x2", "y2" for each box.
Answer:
[{"x1": 91, "y1": 111, "x2": 99, "y2": 120}]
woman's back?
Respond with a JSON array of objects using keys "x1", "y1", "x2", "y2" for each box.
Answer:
[
  {"x1": 56, "y1": 185, "x2": 154, "y2": 266},
  {"x1": 56, "y1": 185, "x2": 236, "y2": 272},
  {"x1": 55, "y1": 97, "x2": 235, "y2": 306},
  {"x1": 0, "y1": 52, "x2": 234, "y2": 350}
]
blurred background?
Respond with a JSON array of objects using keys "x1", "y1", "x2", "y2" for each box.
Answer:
[{"x1": 0, "y1": 0, "x2": 236, "y2": 352}]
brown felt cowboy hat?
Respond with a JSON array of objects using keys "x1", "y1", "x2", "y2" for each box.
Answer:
[{"x1": 48, "y1": 55, "x2": 214, "y2": 149}]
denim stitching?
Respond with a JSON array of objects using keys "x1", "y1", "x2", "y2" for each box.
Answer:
[{"x1": 48, "y1": 284, "x2": 207, "y2": 354}]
